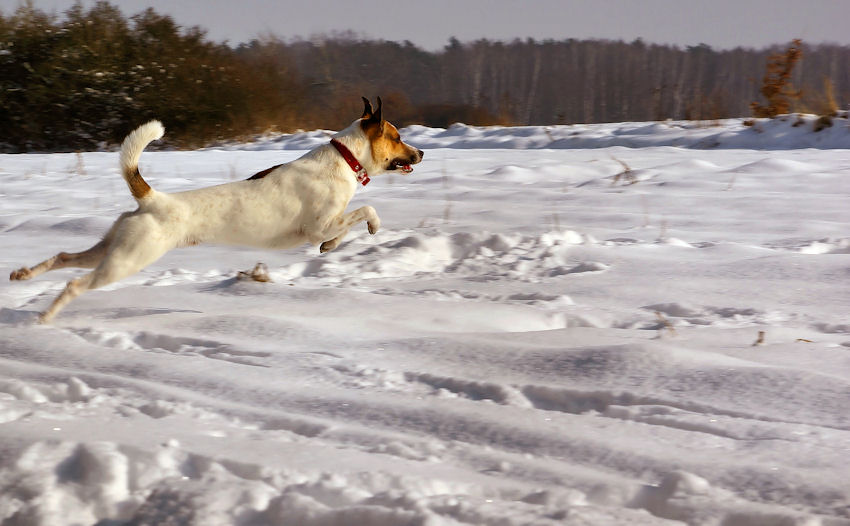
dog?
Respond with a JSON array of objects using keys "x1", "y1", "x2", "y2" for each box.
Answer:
[{"x1": 9, "y1": 97, "x2": 423, "y2": 323}]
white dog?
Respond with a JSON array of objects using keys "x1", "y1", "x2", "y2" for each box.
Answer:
[{"x1": 10, "y1": 97, "x2": 423, "y2": 323}]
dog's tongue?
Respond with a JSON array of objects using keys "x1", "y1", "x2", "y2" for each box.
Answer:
[{"x1": 401, "y1": 164, "x2": 413, "y2": 174}]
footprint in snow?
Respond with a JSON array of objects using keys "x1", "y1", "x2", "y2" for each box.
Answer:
[
  {"x1": 550, "y1": 262, "x2": 610, "y2": 276},
  {"x1": 70, "y1": 328, "x2": 271, "y2": 367}
]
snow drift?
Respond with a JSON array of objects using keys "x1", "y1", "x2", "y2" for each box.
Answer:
[{"x1": 1, "y1": 118, "x2": 850, "y2": 525}]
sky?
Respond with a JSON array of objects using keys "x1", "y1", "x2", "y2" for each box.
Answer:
[{"x1": 2, "y1": 0, "x2": 849, "y2": 50}]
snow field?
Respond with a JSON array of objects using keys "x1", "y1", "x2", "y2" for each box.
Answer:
[{"x1": 1, "y1": 117, "x2": 850, "y2": 525}]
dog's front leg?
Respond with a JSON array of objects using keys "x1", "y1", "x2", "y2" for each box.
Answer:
[{"x1": 318, "y1": 206, "x2": 380, "y2": 253}]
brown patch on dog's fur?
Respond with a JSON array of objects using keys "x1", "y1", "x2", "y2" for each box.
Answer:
[
  {"x1": 247, "y1": 164, "x2": 282, "y2": 181},
  {"x1": 365, "y1": 120, "x2": 419, "y2": 170},
  {"x1": 127, "y1": 167, "x2": 152, "y2": 199},
  {"x1": 359, "y1": 96, "x2": 421, "y2": 171}
]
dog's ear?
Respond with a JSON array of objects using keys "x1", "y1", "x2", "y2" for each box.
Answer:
[
  {"x1": 361, "y1": 97, "x2": 374, "y2": 119},
  {"x1": 374, "y1": 96, "x2": 383, "y2": 123},
  {"x1": 361, "y1": 96, "x2": 384, "y2": 136}
]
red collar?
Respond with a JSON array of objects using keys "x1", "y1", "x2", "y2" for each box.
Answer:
[{"x1": 330, "y1": 138, "x2": 370, "y2": 186}]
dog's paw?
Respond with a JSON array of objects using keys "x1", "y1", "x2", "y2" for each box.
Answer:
[
  {"x1": 10, "y1": 267, "x2": 32, "y2": 281},
  {"x1": 367, "y1": 220, "x2": 380, "y2": 235}
]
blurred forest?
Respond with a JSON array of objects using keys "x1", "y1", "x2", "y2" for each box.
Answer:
[{"x1": 2, "y1": 2, "x2": 850, "y2": 151}]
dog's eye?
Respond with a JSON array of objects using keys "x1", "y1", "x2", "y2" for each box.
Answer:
[{"x1": 393, "y1": 137, "x2": 401, "y2": 143}]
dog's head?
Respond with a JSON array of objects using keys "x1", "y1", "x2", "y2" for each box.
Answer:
[{"x1": 360, "y1": 97, "x2": 423, "y2": 174}]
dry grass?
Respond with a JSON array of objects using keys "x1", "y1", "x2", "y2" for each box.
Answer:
[
  {"x1": 801, "y1": 76, "x2": 839, "y2": 117},
  {"x1": 813, "y1": 115, "x2": 833, "y2": 132},
  {"x1": 751, "y1": 39, "x2": 804, "y2": 118},
  {"x1": 655, "y1": 312, "x2": 677, "y2": 338},
  {"x1": 800, "y1": 76, "x2": 840, "y2": 132},
  {"x1": 611, "y1": 156, "x2": 637, "y2": 185}
]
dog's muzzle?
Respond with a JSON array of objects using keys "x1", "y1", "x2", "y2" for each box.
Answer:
[{"x1": 390, "y1": 149, "x2": 424, "y2": 174}]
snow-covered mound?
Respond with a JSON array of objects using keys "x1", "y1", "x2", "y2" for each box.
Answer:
[
  {"x1": 2, "y1": 120, "x2": 850, "y2": 525},
  {"x1": 224, "y1": 113, "x2": 850, "y2": 151}
]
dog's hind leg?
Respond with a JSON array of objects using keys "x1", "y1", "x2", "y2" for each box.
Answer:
[
  {"x1": 38, "y1": 219, "x2": 173, "y2": 323},
  {"x1": 10, "y1": 240, "x2": 109, "y2": 281},
  {"x1": 38, "y1": 248, "x2": 168, "y2": 323},
  {"x1": 10, "y1": 212, "x2": 131, "y2": 281},
  {"x1": 37, "y1": 273, "x2": 96, "y2": 324}
]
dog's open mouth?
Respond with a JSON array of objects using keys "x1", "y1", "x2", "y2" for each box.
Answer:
[{"x1": 389, "y1": 160, "x2": 414, "y2": 174}]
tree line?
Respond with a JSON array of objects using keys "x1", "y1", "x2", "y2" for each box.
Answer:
[{"x1": 2, "y1": 2, "x2": 849, "y2": 151}]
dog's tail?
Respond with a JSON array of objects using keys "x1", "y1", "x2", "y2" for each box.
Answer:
[{"x1": 119, "y1": 120, "x2": 164, "y2": 200}]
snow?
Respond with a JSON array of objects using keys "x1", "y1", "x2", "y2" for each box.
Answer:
[
  {"x1": 1, "y1": 115, "x2": 850, "y2": 525},
  {"x1": 234, "y1": 114, "x2": 850, "y2": 152}
]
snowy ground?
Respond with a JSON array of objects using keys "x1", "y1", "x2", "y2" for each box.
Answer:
[{"x1": 1, "y1": 116, "x2": 850, "y2": 525}]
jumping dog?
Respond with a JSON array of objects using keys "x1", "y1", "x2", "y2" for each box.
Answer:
[{"x1": 10, "y1": 97, "x2": 423, "y2": 322}]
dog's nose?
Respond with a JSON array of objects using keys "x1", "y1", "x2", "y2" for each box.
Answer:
[{"x1": 417, "y1": 149, "x2": 424, "y2": 159}]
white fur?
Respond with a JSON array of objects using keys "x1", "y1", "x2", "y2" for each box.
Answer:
[
  {"x1": 10, "y1": 115, "x2": 422, "y2": 323},
  {"x1": 119, "y1": 120, "x2": 164, "y2": 192}
]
